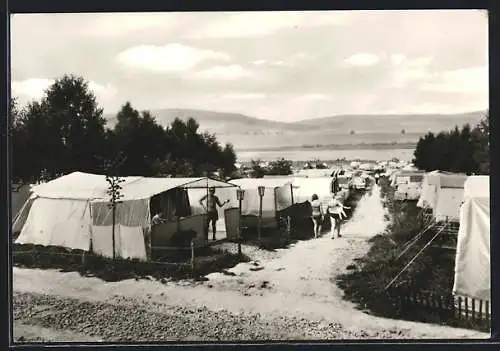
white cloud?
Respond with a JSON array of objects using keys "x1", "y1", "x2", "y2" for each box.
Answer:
[
  {"x1": 115, "y1": 43, "x2": 231, "y2": 73},
  {"x1": 420, "y1": 66, "x2": 488, "y2": 93},
  {"x1": 299, "y1": 93, "x2": 332, "y2": 101},
  {"x1": 82, "y1": 13, "x2": 183, "y2": 37},
  {"x1": 12, "y1": 78, "x2": 118, "y2": 105},
  {"x1": 221, "y1": 92, "x2": 269, "y2": 100},
  {"x1": 391, "y1": 54, "x2": 406, "y2": 65},
  {"x1": 251, "y1": 60, "x2": 268, "y2": 66},
  {"x1": 188, "y1": 65, "x2": 253, "y2": 80},
  {"x1": 344, "y1": 53, "x2": 380, "y2": 66},
  {"x1": 11, "y1": 78, "x2": 53, "y2": 100},
  {"x1": 187, "y1": 11, "x2": 351, "y2": 38},
  {"x1": 389, "y1": 56, "x2": 434, "y2": 88}
]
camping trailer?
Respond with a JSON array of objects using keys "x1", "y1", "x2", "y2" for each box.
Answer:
[
  {"x1": 453, "y1": 175, "x2": 490, "y2": 302},
  {"x1": 13, "y1": 172, "x2": 239, "y2": 261}
]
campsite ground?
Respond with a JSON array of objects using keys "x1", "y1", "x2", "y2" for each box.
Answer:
[{"x1": 12, "y1": 183, "x2": 488, "y2": 342}]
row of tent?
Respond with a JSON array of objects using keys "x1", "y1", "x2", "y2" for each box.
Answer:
[
  {"x1": 390, "y1": 170, "x2": 491, "y2": 302},
  {"x1": 12, "y1": 171, "x2": 349, "y2": 262}
]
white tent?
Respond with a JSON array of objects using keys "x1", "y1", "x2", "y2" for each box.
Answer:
[
  {"x1": 14, "y1": 172, "x2": 237, "y2": 260},
  {"x1": 230, "y1": 178, "x2": 294, "y2": 219},
  {"x1": 433, "y1": 174, "x2": 468, "y2": 222},
  {"x1": 453, "y1": 176, "x2": 490, "y2": 301},
  {"x1": 291, "y1": 176, "x2": 336, "y2": 212},
  {"x1": 11, "y1": 183, "x2": 33, "y2": 224},
  {"x1": 418, "y1": 171, "x2": 447, "y2": 208}
]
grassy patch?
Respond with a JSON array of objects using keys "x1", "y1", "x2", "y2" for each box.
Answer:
[
  {"x1": 336, "y1": 176, "x2": 489, "y2": 332},
  {"x1": 12, "y1": 243, "x2": 250, "y2": 283}
]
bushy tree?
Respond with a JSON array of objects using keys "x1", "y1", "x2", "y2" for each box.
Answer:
[
  {"x1": 413, "y1": 113, "x2": 489, "y2": 175},
  {"x1": 267, "y1": 158, "x2": 293, "y2": 175}
]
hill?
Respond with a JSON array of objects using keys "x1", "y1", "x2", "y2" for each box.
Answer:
[{"x1": 104, "y1": 109, "x2": 486, "y2": 150}]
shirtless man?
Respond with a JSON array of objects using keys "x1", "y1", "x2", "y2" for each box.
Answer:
[{"x1": 199, "y1": 187, "x2": 229, "y2": 240}]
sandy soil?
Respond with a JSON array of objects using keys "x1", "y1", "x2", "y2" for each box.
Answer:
[{"x1": 12, "y1": 184, "x2": 489, "y2": 342}]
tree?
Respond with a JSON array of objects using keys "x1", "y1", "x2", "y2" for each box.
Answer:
[
  {"x1": 267, "y1": 158, "x2": 293, "y2": 175},
  {"x1": 472, "y1": 113, "x2": 489, "y2": 174},
  {"x1": 103, "y1": 152, "x2": 127, "y2": 260},
  {"x1": 113, "y1": 103, "x2": 168, "y2": 176},
  {"x1": 12, "y1": 100, "x2": 52, "y2": 183},
  {"x1": 412, "y1": 114, "x2": 489, "y2": 175},
  {"x1": 250, "y1": 159, "x2": 266, "y2": 178}
]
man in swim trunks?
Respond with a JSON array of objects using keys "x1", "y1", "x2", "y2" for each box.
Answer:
[{"x1": 199, "y1": 187, "x2": 229, "y2": 240}]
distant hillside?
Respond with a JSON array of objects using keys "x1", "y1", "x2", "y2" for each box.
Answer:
[
  {"x1": 294, "y1": 111, "x2": 486, "y2": 134},
  {"x1": 104, "y1": 109, "x2": 486, "y2": 150}
]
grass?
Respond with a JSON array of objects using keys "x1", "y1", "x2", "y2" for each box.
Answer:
[
  {"x1": 336, "y1": 177, "x2": 489, "y2": 332},
  {"x1": 12, "y1": 243, "x2": 250, "y2": 283}
]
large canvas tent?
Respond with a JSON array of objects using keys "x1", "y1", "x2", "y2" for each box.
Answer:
[
  {"x1": 11, "y1": 183, "x2": 33, "y2": 223},
  {"x1": 14, "y1": 172, "x2": 238, "y2": 261},
  {"x1": 453, "y1": 176, "x2": 490, "y2": 301}
]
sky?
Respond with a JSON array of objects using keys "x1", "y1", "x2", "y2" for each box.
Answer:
[{"x1": 10, "y1": 10, "x2": 488, "y2": 122}]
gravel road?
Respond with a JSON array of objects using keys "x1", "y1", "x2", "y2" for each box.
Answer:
[{"x1": 13, "y1": 291, "x2": 409, "y2": 341}]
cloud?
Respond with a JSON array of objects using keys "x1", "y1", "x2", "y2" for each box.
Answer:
[
  {"x1": 12, "y1": 78, "x2": 118, "y2": 105},
  {"x1": 299, "y1": 93, "x2": 332, "y2": 101},
  {"x1": 221, "y1": 92, "x2": 269, "y2": 100},
  {"x1": 389, "y1": 56, "x2": 435, "y2": 88},
  {"x1": 344, "y1": 53, "x2": 380, "y2": 66},
  {"x1": 391, "y1": 54, "x2": 406, "y2": 65},
  {"x1": 115, "y1": 43, "x2": 231, "y2": 73},
  {"x1": 187, "y1": 11, "x2": 351, "y2": 39},
  {"x1": 82, "y1": 13, "x2": 183, "y2": 37},
  {"x1": 11, "y1": 78, "x2": 53, "y2": 100},
  {"x1": 187, "y1": 65, "x2": 254, "y2": 80},
  {"x1": 420, "y1": 66, "x2": 488, "y2": 94}
]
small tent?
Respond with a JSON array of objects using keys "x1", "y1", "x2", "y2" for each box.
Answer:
[
  {"x1": 230, "y1": 177, "x2": 294, "y2": 228},
  {"x1": 14, "y1": 172, "x2": 238, "y2": 260},
  {"x1": 453, "y1": 175, "x2": 490, "y2": 301}
]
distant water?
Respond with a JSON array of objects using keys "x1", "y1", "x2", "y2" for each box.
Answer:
[{"x1": 236, "y1": 148, "x2": 414, "y2": 162}]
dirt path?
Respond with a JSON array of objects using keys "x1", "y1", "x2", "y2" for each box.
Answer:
[{"x1": 13, "y1": 184, "x2": 489, "y2": 341}]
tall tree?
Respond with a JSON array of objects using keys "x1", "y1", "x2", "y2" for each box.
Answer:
[{"x1": 42, "y1": 74, "x2": 107, "y2": 177}]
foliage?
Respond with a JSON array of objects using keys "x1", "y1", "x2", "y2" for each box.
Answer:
[
  {"x1": 11, "y1": 74, "x2": 237, "y2": 182},
  {"x1": 413, "y1": 113, "x2": 489, "y2": 175},
  {"x1": 250, "y1": 159, "x2": 266, "y2": 178},
  {"x1": 267, "y1": 158, "x2": 293, "y2": 175}
]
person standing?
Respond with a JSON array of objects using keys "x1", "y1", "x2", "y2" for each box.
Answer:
[
  {"x1": 326, "y1": 194, "x2": 351, "y2": 239},
  {"x1": 310, "y1": 194, "x2": 324, "y2": 238},
  {"x1": 199, "y1": 187, "x2": 229, "y2": 240}
]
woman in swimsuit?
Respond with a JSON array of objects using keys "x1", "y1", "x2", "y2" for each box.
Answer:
[
  {"x1": 326, "y1": 194, "x2": 351, "y2": 239},
  {"x1": 310, "y1": 194, "x2": 324, "y2": 238}
]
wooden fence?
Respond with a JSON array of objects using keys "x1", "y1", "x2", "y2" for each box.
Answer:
[{"x1": 388, "y1": 287, "x2": 490, "y2": 331}]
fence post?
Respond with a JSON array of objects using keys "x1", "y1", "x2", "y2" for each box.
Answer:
[
  {"x1": 287, "y1": 216, "x2": 291, "y2": 241},
  {"x1": 458, "y1": 296, "x2": 462, "y2": 320},
  {"x1": 190, "y1": 239, "x2": 195, "y2": 277}
]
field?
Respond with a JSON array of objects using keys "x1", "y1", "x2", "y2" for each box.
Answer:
[
  {"x1": 237, "y1": 147, "x2": 414, "y2": 162},
  {"x1": 12, "y1": 182, "x2": 488, "y2": 343}
]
